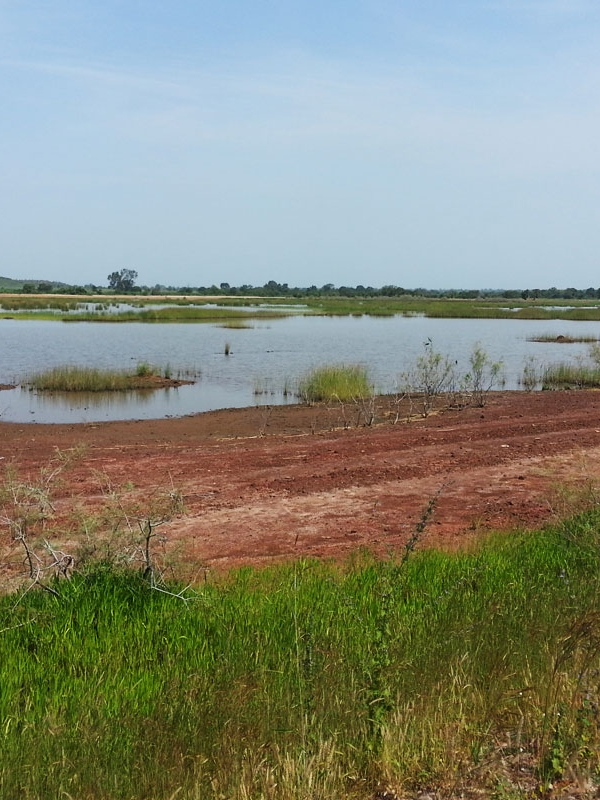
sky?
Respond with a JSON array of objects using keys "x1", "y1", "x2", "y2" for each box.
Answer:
[{"x1": 1, "y1": 1, "x2": 599, "y2": 290}]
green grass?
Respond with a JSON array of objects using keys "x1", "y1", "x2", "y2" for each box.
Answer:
[
  {"x1": 27, "y1": 364, "x2": 168, "y2": 392},
  {"x1": 5, "y1": 293, "x2": 600, "y2": 321},
  {"x1": 542, "y1": 362, "x2": 600, "y2": 389},
  {"x1": 304, "y1": 296, "x2": 600, "y2": 320},
  {"x1": 297, "y1": 364, "x2": 373, "y2": 403},
  {"x1": 64, "y1": 306, "x2": 293, "y2": 323},
  {"x1": 1, "y1": 512, "x2": 600, "y2": 798},
  {"x1": 528, "y1": 333, "x2": 600, "y2": 343},
  {"x1": 134, "y1": 361, "x2": 154, "y2": 377},
  {"x1": 0, "y1": 296, "x2": 82, "y2": 312}
]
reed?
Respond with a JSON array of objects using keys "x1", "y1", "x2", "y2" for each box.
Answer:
[
  {"x1": 27, "y1": 364, "x2": 170, "y2": 392},
  {"x1": 5, "y1": 293, "x2": 600, "y2": 321},
  {"x1": 298, "y1": 364, "x2": 373, "y2": 403},
  {"x1": 0, "y1": 512, "x2": 600, "y2": 798},
  {"x1": 0, "y1": 296, "x2": 81, "y2": 312},
  {"x1": 541, "y1": 362, "x2": 600, "y2": 389},
  {"x1": 528, "y1": 334, "x2": 599, "y2": 343},
  {"x1": 134, "y1": 361, "x2": 154, "y2": 377},
  {"x1": 65, "y1": 306, "x2": 292, "y2": 323}
]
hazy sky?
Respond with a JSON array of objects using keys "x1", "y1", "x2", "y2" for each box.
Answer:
[{"x1": 1, "y1": 1, "x2": 599, "y2": 289}]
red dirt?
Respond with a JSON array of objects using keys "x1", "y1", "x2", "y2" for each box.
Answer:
[{"x1": 2, "y1": 391, "x2": 600, "y2": 584}]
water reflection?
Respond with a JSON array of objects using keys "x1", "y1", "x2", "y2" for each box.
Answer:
[{"x1": 26, "y1": 386, "x2": 163, "y2": 409}]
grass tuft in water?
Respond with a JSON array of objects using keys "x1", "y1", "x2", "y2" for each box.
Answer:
[
  {"x1": 528, "y1": 333, "x2": 599, "y2": 343},
  {"x1": 298, "y1": 364, "x2": 373, "y2": 403},
  {"x1": 542, "y1": 362, "x2": 600, "y2": 389},
  {"x1": 27, "y1": 364, "x2": 179, "y2": 392}
]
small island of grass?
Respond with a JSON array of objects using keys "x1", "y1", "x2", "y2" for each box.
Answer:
[{"x1": 26, "y1": 363, "x2": 194, "y2": 393}]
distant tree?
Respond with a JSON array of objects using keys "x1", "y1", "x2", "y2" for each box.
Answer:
[
  {"x1": 63, "y1": 285, "x2": 89, "y2": 295},
  {"x1": 21, "y1": 283, "x2": 35, "y2": 293},
  {"x1": 107, "y1": 269, "x2": 138, "y2": 292},
  {"x1": 37, "y1": 282, "x2": 53, "y2": 293}
]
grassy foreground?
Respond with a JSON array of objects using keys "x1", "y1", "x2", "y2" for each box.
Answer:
[{"x1": 1, "y1": 512, "x2": 600, "y2": 799}]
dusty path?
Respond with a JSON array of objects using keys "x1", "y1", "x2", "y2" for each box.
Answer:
[{"x1": 2, "y1": 391, "x2": 600, "y2": 583}]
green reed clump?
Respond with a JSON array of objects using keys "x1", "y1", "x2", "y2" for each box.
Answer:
[
  {"x1": 2, "y1": 511, "x2": 600, "y2": 798},
  {"x1": 63, "y1": 306, "x2": 292, "y2": 323},
  {"x1": 542, "y1": 362, "x2": 600, "y2": 389},
  {"x1": 528, "y1": 333, "x2": 599, "y2": 343},
  {"x1": 134, "y1": 361, "x2": 154, "y2": 377},
  {"x1": 27, "y1": 365, "x2": 133, "y2": 392},
  {"x1": 298, "y1": 364, "x2": 373, "y2": 403},
  {"x1": 27, "y1": 363, "x2": 165, "y2": 392},
  {"x1": 0, "y1": 296, "x2": 80, "y2": 312}
]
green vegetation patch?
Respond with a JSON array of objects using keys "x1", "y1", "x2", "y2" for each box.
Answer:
[
  {"x1": 1, "y1": 513, "x2": 600, "y2": 798},
  {"x1": 297, "y1": 363, "x2": 373, "y2": 403},
  {"x1": 66, "y1": 306, "x2": 292, "y2": 323},
  {"x1": 6, "y1": 292, "x2": 600, "y2": 321},
  {"x1": 542, "y1": 362, "x2": 600, "y2": 389},
  {"x1": 539, "y1": 342, "x2": 600, "y2": 389},
  {"x1": 26, "y1": 364, "x2": 182, "y2": 392},
  {"x1": 528, "y1": 333, "x2": 599, "y2": 343}
]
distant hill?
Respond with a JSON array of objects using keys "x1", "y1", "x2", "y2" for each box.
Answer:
[{"x1": 0, "y1": 276, "x2": 68, "y2": 291}]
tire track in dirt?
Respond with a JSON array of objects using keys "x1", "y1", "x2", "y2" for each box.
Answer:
[{"x1": 2, "y1": 391, "x2": 600, "y2": 577}]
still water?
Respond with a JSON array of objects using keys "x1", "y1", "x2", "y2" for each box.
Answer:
[{"x1": 0, "y1": 315, "x2": 598, "y2": 423}]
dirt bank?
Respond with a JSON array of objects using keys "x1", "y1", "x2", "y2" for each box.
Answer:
[{"x1": 2, "y1": 391, "x2": 600, "y2": 584}]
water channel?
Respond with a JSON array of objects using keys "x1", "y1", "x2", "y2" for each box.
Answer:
[{"x1": 0, "y1": 315, "x2": 598, "y2": 423}]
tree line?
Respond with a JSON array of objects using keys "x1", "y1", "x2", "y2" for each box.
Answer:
[{"x1": 15, "y1": 269, "x2": 600, "y2": 300}]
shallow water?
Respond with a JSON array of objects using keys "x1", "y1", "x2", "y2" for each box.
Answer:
[{"x1": 0, "y1": 315, "x2": 598, "y2": 423}]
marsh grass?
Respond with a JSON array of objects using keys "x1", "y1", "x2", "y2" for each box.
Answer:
[
  {"x1": 6, "y1": 293, "x2": 600, "y2": 321},
  {"x1": 541, "y1": 363, "x2": 600, "y2": 389},
  {"x1": 298, "y1": 364, "x2": 373, "y2": 403},
  {"x1": 27, "y1": 364, "x2": 180, "y2": 392},
  {"x1": 65, "y1": 306, "x2": 292, "y2": 323},
  {"x1": 1, "y1": 513, "x2": 600, "y2": 798},
  {"x1": 134, "y1": 361, "x2": 154, "y2": 377},
  {"x1": 0, "y1": 296, "x2": 81, "y2": 312},
  {"x1": 528, "y1": 334, "x2": 600, "y2": 343}
]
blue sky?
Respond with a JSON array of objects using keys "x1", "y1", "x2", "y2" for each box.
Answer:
[{"x1": 1, "y1": 1, "x2": 599, "y2": 289}]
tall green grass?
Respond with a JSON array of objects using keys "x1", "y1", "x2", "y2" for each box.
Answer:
[
  {"x1": 297, "y1": 364, "x2": 373, "y2": 403},
  {"x1": 1, "y1": 514, "x2": 600, "y2": 798},
  {"x1": 27, "y1": 364, "x2": 169, "y2": 392},
  {"x1": 542, "y1": 362, "x2": 600, "y2": 389},
  {"x1": 528, "y1": 333, "x2": 599, "y2": 343},
  {"x1": 5, "y1": 293, "x2": 600, "y2": 321},
  {"x1": 65, "y1": 306, "x2": 292, "y2": 323}
]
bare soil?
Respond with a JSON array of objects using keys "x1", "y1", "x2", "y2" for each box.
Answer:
[{"x1": 2, "y1": 391, "x2": 600, "y2": 584}]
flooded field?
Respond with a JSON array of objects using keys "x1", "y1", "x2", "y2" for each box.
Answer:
[{"x1": 0, "y1": 314, "x2": 598, "y2": 422}]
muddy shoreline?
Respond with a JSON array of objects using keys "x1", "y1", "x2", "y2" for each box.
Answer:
[{"x1": 2, "y1": 391, "x2": 600, "y2": 585}]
